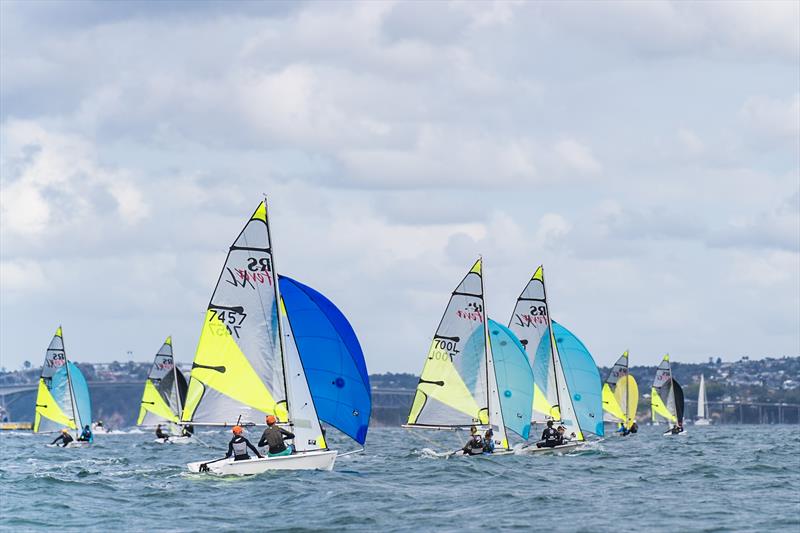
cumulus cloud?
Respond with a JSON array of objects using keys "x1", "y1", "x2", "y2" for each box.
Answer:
[{"x1": 0, "y1": 0, "x2": 798, "y2": 370}]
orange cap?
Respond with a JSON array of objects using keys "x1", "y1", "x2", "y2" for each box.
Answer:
[
  {"x1": 232, "y1": 425, "x2": 243, "y2": 435},
  {"x1": 266, "y1": 415, "x2": 276, "y2": 425}
]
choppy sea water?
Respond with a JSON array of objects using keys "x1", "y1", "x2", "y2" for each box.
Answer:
[{"x1": 1, "y1": 425, "x2": 798, "y2": 532}]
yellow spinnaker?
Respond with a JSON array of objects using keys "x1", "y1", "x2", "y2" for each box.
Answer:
[
  {"x1": 33, "y1": 379, "x2": 75, "y2": 432},
  {"x1": 137, "y1": 380, "x2": 178, "y2": 424},
  {"x1": 616, "y1": 375, "x2": 639, "y2": 427},
  {"x1": 182, "y1": 310, "x2": 286, "y2": 422}
]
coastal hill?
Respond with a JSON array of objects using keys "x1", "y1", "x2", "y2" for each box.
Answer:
[{"x1": 1, "y1": 356, "x2": 797, "y2": 428}]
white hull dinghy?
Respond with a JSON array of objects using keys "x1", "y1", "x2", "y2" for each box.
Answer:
[
  {"x1": 520, "y1": 441, "x2": 582, "y2": 454},
  {"x1": 155, "y1": 436, "x2": 192, "y2": 445},
  {"x1": 188, "y1": 449, "x2": 337, "y2": 475}
]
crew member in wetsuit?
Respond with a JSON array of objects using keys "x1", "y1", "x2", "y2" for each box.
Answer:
[
  {"x1": 670, "y1": 422, "x2": 682, "y2": 435},
  {"x1": 155, "y1": 424, "x2": 169, "y2": 441},
  {"x1": 51, "y1": 429, "x2": 74, "y2": 447},
  {"x1": 77, "y1": 424, "x2": 93, "y2": 443},
  {"x1": 226, "y1": 426, "x2": 263, "y2": 461},
  {"x1": 617, "y1": 423, "x2": 630, "y2": 436},
  {"x1": 258, "y1": 415, "x2": 295, "y2": 457},
  {"x1": 539, "y1": 420, "x2": 560, "y2": 448},
  {"x1": 181, "y1": 424, "x2": 194, "y2": 437},
  {"x1": 461, "y1": 426, "x2": 484, "y2": 455},
  {"x1": 482, "y1": 429, "x2": 495, "y2": 454},
  {"x1": 629, "y1": 422, "x2": 639, "y2": 434}
]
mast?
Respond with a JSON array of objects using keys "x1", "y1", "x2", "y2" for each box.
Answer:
[
  {"x1": 171, "y1": 337, "x2": 184, "y2": 424},
  {"x1": 539, "y1": 267, "x2": 563, "y2": 417},
  {"x1": 626, "y1": 351, "x2": 631, "y2": 427},
  {"x1": 263, "y1": 195, "x2": 293, "y2": 424},
  {"x1": 61, "y1": 328, "x2": 81, "y2": 434},
  {"x1": 480, "y1": 256, "x2": 508, "y2": 449}
]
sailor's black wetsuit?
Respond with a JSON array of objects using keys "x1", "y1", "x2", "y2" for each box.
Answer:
[
  {"x1": 155, "y1": 428, "x2": 169, "y2": 440},
  {"x1": 462, "y1": 435, "x2": 484, "y2": 455},
  {"x1": 258, "y1": 426, "x2": 295, "y2": 455},
  {"x1": 51, "y1": 433, "x2": 74, "y2": 447},
  {"x1": 226, "y1": 436, "x2": 262, "y2": 461},
  {"x1": 541, "y1": 427, "x2": 560, "y2": 448}
]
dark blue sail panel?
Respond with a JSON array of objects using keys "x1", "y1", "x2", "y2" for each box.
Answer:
[
  {"x1": 279, "y1": 276, "x2": 371, "y2": 445},
  {"x1": 552, "y1": 321, "x2": 604, "y2": 437}
]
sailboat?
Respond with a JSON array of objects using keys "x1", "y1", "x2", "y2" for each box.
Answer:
[
  {"x1": 507, "y1": 266, "x2": 603, "y2": 452},
  {"x1": 185, "y1": 200, "x2": 370, "y2": 474},
  {"x1": 136, "y1": 336, "x2": 190, "y2": 443},
  {"x1": 404, "y1": 258, "x2": 533, "y2": 455},
  {"x1": 694, "y1": 374, "x2": 711, "y2": 425},
  {"x1": 34, "y1": 326, "x2": 92, "y2": 446},
  {"x1": 602, "y1": 351, "x2": 639, "y2": 433},
  {"x1": 651, "y1": 355, "x2": 686, "y2": 435}
]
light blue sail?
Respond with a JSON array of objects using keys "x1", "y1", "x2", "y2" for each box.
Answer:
[
  {"x1": 69, "y1": 362, "x2": 92, "y2": 434},
  {"x1": 50, "y1": 362, "x2": 92, "y2": 435},
  {"x1": 488, "y1": 319, "x2": 533, "y2": 439},
  {"x1": 551, "y1": 321, "x2": 604, "y2": 436},
  {"x1": 279, "y1": 276, "x2": 371, "y2": 445}
]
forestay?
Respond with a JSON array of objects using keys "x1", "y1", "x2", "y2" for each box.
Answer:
[
  {"x1": 137, "y1": 337, "x2": 187, "y2": 426},
  {"x1": 279, "y1": 275, "x2": 371, "y2": 446},
  {"x1": 182, "y1": 202, "x2": 287, "y2": 425}
]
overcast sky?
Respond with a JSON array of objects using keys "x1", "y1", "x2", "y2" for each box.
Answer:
[{"x1": 1, "y1": 0, "x2": 798, "y2": 374}]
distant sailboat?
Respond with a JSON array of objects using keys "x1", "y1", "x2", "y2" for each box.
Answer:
[
  {"x1": 507, "y1": 266, "x2": 603, "y2": 450},
  {"x1": 651, "y1": 355, "x2": 686, "y2": 435},
  {"x1": 33, "y1": 327, "x2": 92, "y2": 445},
  {"x1": 137, "y1": 336, "x2": 189, "y2": 442},
  {"x1": 694, "y1": 374, "x2": 711, "y2": 425},
  {"x1": 404, "y1": 258, "x2": 533, "y2": 455},
  {"x1": 185, "y1": 200, "x2": 370, "y2": 474},
  {"x1": 602, "y1": 351, "x2": 639, "y2": 432}
]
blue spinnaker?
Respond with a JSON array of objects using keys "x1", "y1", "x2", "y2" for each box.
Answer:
[
  {"x1": 551, "y1": 321, "x2": 604, "y2": 436},
  {"x1": 488, "y1": 319, "x2": 533, "y2": 439},
  {"x1": 279, "y1": 276, "x2": 371, "y2": 445},
  {"x1": 51, "y1": 362, "x2": 92, "y2": 434},
  {"x1": 68, "y1": 363, "x2": 92, "y2": 433}
]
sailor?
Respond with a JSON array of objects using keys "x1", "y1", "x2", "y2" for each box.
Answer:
[
  {"x1": 258, "y1": 415, "x2": 295, "y2": 457},
  {"x1": 155, "y1": 424, "x2": 170, "y2": 441},
  {"x1": 617, "y1": 423, "x2": 630, "y2": 437},
  {"x1": 181, "y1": 424, "x2": 194, "y2": 437},
  {"x1": 226, "y1": 426, "x2": 262, "y2": 461},
  {"x1": 670, "y1": 422, "x2": 683, "y2": 434},
  {"x1": 77, "y1": 424, "x2": 93, "y2": 443},
  {"x1": 629, "y1": 422, "x2": 639, "y2": 434},
  {"x1": 482, "y1": 429, "x2": 495, "y2": 454},
  {"x1": 539, "y1": 420, "x2": 560, "y2": 448},
  {"x1": 460, "y1": 426, "x2": 484, "y2": 455},
  {"x1": 51, "y1": 428, "x2": 74, "y2": 447}
]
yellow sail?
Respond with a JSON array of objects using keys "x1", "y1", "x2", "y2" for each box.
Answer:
[
  {"x1": 182, "y1": 310, "x2": 286, "y2": 421},
  {"x1": 602, "y1": 383, "x2": 625, "y2": 421},
  {"x1": 137, "y1": 380, "x2": 179, "y2": 424},
  {"x1": 616, "y1": 375, "x2": 639, "y2": 427},
  {"x1": 650, "y1": 386, "x2": 676, "y2": 422},
  {"x1": 33, "y1": 379, "x2": 75, "y2": 432}
]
